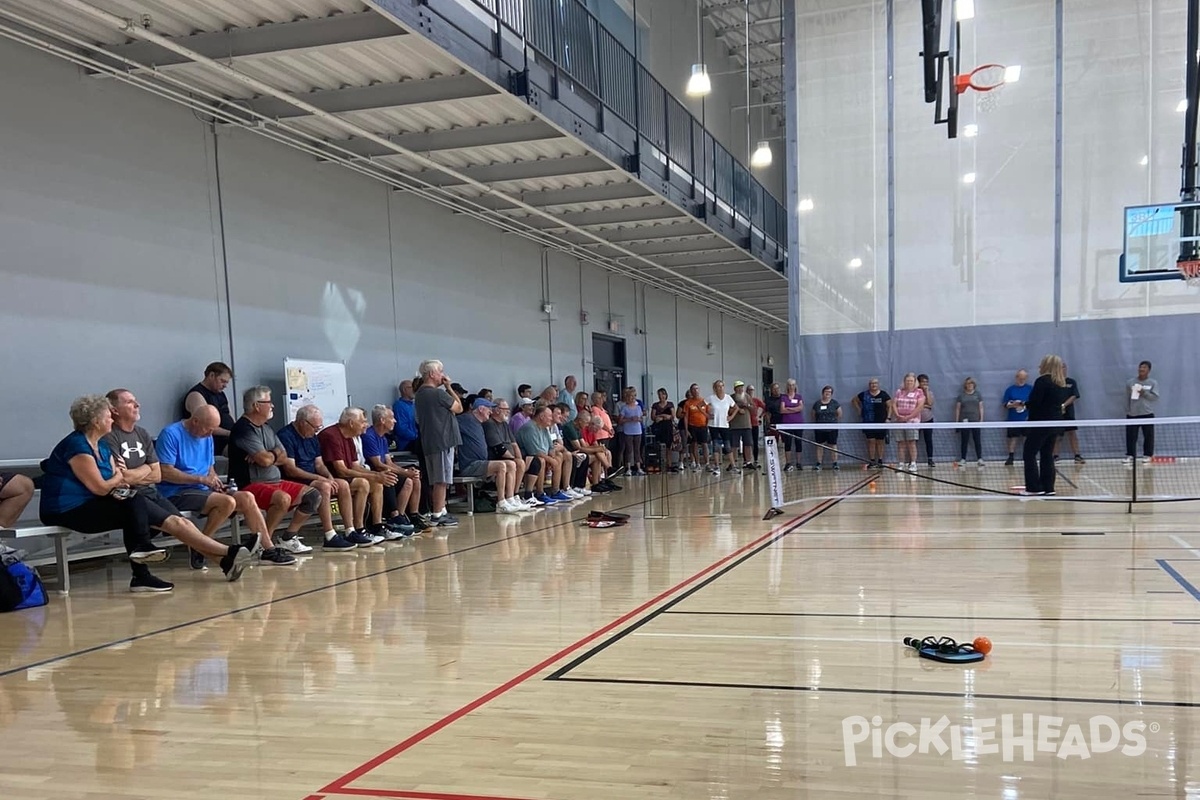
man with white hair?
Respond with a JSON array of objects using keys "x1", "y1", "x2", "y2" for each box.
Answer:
[
  {"x1": 363, "y1": 405, "x2": 428, "y2": 534},
  {"x1": 228, "y1": 386, "x2": 350, "y2": 554},
  {"x1": 413, "y1": 360, "x2": 462, "y2": 527},
  {"x1": 557, "y1": 376, "x2": 579, "y2": 420},
  {"x1": 318, "y1": 407, "x2": 390, "y2": 543},
  {"x1": 277, "y1": 404, "x2": 368, "y2": 550},
  {"x1": 457, "y1": 397, "x2": 528, "y2": 513}
]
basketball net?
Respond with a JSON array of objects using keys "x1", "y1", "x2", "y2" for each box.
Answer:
[
  {"x1": 1179, "y1": 259, "x2": 1200, "y2": 287},
  {"x1": 956, "y1": 64, "x2": 1007, "y2": 114}
]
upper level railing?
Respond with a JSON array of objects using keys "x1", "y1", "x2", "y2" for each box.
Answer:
[{"x1": 440, "y1": 0, "x2": 787, "y2": 272}]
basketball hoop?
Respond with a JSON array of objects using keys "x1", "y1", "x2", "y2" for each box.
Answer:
[
  {"x1": 1178, "y1": 258, "x2": 1200, "y2": 287},
  {"x1": 955, "y1": 64, "x2": 1007, "y2": 113}
]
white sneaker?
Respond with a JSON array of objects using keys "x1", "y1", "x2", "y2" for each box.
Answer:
[
  {"x1": 977, "y1": 459, "x2": 985, "y2": 468},
  {"x1": 1123, "y1": 456, "x2": 1134, "y2": 466},
  {"x1": 1141, "y1": 456, "x2": 1152, "y2": 464},
  {"x1": 525, "y1": 495, "x2": 544, "y2": 507},
  {"x1": 908, "y1": 462, "x2": 917, "y2": 472},
  {"x1": 278, "y1": 536, "x2": 313, "y2": 554},
  {"x1": 712, "y1": 468, "x2": 721, "y2": 476},
  {"x1": 580, "y1": 488, "x2": 593, "y2": 496},
  {"x1": 497, "y1": 498, "x2": 521, "y2": 515}
]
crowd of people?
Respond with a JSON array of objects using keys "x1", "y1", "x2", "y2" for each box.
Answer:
[{"x1": 0, "y1": 356, "x2": 1161, "y2": 593}]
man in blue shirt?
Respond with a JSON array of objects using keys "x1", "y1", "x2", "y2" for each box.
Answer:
[
  {"x1": 391, "y1": 379, "x2": 419, "y2": 451},
  {"x1": 1001, "y1": 369, "x2": 1032, "y2": 466},
  {"x1": 362, "y1": 405, "x2": 426, "y2": 533}
]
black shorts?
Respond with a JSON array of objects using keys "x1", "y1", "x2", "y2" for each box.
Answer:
[
  {"x1": 1062, "y1": 426, "x2": 1078, "y2": 432},
  {"x1": 864, "y1": 430, "x2": 887, "y2": 441},
  {"x1": 0, "y1": 471, "x2": 17, "y2": 487},
  {"x1": 726, "y1": 428, "x2": 751, "y2": 449},
  {"x1": 168, "y1": 488, "x2": 214, "y2": 515},
  {"x1": 814, "y1": 429, "x2": 839, "y2": 445},
  {"x1": 688, "y1": 425, "x2": 710, "y2": 444},
  {"x1": 1006, "y1": 427, "x2": 1027, "y2": 438}
]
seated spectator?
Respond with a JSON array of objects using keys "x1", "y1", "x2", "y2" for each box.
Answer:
[
  {"x1": 556, "y1": 403, "x2": 593, "y2": 496},
  {"x1": 590, "y1": 391, "x2": 616, "y2": 465},
  {"x1": 539, "y1": 385, "x2": 559, "y2": 405},
  {"x1": 0, "y1": 470, "x2": 33, "y2": 530},
  {"x1": 485, "y1": 400, "x2": 522, "y2": 462},
  {"x1": 228, "y1": 386, "x2": 347, "y2": 554},
  {"x1": 516, "y1": 404, "x2": 561, "y2": 506},
  {"x1": 277, "y1": 404, "x2": 367, "y2": 550},
  {"x1": 363, "y1": 405, "x2": 428, "y2": 533},
  {"x1": 574, "y1": 391, "x2": 592, "y2": 419},
  {"x1": 181, "y1": 361, "x2": 237, "y2": 455},
  {"x1": 579, "y1": 411, "x2": 618, "y2": 492},
  {"x1": 155, "y1": 403, "x2": 291, "y2": 569},
  {"x1": 413, "y1": 359, "x2": 463, "y2": 528},
  {"x1": 40, "y1": 395, "x2": 254, "y2": 592},
  {"x1": 390, "y1": 380, "x2": 419, "y2": 452},
  {"x1": 457, "y1": 398, "x2": 527, "y2": 513},
  {"x1": 510, "y1": 397, "x2": 534, "y2": 435},
  {"x1": 317, "y1": 407, "x2": 390, "y2": 543}
]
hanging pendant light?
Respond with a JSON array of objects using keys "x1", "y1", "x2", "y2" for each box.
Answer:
[
  {"x1": 686, "y1": 63, "x2": 712, "y2": 97},
  {"x1": 751, "y1": 140, "x2": 773, "y2": 168}
]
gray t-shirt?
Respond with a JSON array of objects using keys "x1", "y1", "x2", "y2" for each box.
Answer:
[
  {"x1": 1126, "y1": 377, "x2": 1159, "y2": 416},
  {"x1": 516, "y1": 422, "x2": 552, "y2": 456},
  {"x1": 956, "y1": 391, "x2": 983, "y2": 422},
  {"x1": 230, "y1": 417, "x2": 283, "y2": 484},
  {"x1": 105, "y1": 425, "x2": 160, "y2": 496},
  {"x1": 484, "y1": 418, "x2": 514, "y2": 448},
  {"x1": 729, "y1": 392, "x2": 752, "y2": 429},
  {"x1": 414, "y1": 385, "x2": 462, "y2": 455}
]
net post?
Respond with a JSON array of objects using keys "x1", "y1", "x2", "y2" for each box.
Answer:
[
  {"x1": 1131, "y1": 452, "x2": 1139, "y2": 505},
  {"x1": 762, "y1": 435, "x2": 785, "y2": 520}
]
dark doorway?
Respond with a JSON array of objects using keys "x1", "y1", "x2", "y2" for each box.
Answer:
[
  {"x1": 762, "y1": 366, "x2": 775, "y2": 391},
  {"x1": 592, "y1": 333, "x2": 626, "y2": 409}
]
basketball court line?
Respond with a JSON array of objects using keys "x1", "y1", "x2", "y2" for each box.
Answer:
[
  {"x1": 630, "y1": 631, "x2": 1200, "y2": 651},
  {"x1": 1157, "y1": 559, "x2": 1200, "y2": 602},
  {"x1": 660, "y1": 610, "x2": 1200, "y2": 622},
  {"x1": 0, "y1": 476, "x2": 747, "y2": 680},
  {"x1": 547, "y1": 675, "x2": 1200, "y2": 709},
  {"x1": 1169, "y1": 534, "x2": 1200, "y2": 558},
  {"x1": 310, "y1": 477, "x2": 872, "y2": 798},
  {"x1": 305, "y1": 789, "x2": 541, "y2": 800}
]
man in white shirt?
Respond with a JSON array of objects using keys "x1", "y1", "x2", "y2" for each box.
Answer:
[
  {"x1": 1125, "y1": 360, "x2": 1159, "y2": 464},
  {"x1": 706, "y1": 380, "x2": 737, "y2": 475}
]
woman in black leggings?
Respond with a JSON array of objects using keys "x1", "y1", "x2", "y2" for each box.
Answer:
[
  {"x1": 1022, "y1": 355, "x2": 1069, "y2": 496},
  {"x1": 40, "y1": 395, "x2": 254, "y2": 592}
]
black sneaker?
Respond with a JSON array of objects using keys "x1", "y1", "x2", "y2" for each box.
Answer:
[
  {"x1": 345, "y1": 529, "x2": 376, "y2": 545},
  {"x1": 609, "y1": 465, "x2": 628, "y2": 478},
  {"x1": 189, "y1": 548, "x2": 207, "y2": 571},
  {"x1": 1004, "y1": 455, "x2": 1015, "y2": 466},
  {"x1": 408, "y1": 514, "x2": 433, "y2": 533},
  {"x1": 322, "y1": 533, "x2": 357, "y2": 551},
  {"x1": 832, "y1": 463, "x2": 841, "y2": 471},
  {"x1": 130, "y1": 573, "x2": 174, "y2": 593},
  {"x1": 260, "y1": 547, "x2": 297, "y2": 566},
  {"x1": 434, "y1": 512, "x2": 459, "y2": 528},
  {"x1": 1074, "y1": 455, "x2": 1086, "y2": 464},
  {"x1": 219, "y1": 544, "x2": 253, "y2": 582}
]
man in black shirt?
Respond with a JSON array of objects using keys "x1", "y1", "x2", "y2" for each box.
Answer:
[
  {"x1": 182, "y1": 361, "x2": 237, "y2": 455},
  {"x1": 1055, "y1": 365, "x2": 1084, "y2": 463}
]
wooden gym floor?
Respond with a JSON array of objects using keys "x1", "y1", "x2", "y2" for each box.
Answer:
[{"x1": 2, "y1": 470, "x2": 1200, "y2": 800}]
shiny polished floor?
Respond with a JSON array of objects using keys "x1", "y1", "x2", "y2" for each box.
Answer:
[{"x1": 3, "y1": 470, "x2": 1200, "y2": 800}]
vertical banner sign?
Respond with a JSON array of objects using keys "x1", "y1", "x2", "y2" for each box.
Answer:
[{"x1": 763, "y1": 436, "x2": 785, "y2": 518}]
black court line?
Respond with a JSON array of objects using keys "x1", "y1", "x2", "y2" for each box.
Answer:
[
  {"x1": 0, "y1": 475, "x2": 750, "y2": 681},
  {"x1": 1061, "y1": 531, "x2": 1105, "y2": 536},
  {"x1": 551, "y1": 675, "x2": 1200, "y2": 709},
  {"x1": 659, "y1": 610, "x2": 1200, "y2": 623},
  {"x1": 543, "y1": 477, "x2": 871, "y2": 681}
]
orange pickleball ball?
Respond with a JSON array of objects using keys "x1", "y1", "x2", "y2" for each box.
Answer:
[{"x1": 973, "y1": 636, "x2": 993, "y2": 655}]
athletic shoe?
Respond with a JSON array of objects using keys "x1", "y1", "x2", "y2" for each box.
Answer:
[
  {"x1": 590, "y1": 483, "x2": 611, "y2": 494},
  {"x1": 322, "y1": 533, "x2": 357, "y2": 551},
  {"x1": 1074, "y1": 455, "x2": 1086, "y2": 464},
  {"x1": 260, "y1": 547, "x2": 297, "y2": 566},
  {"x1": 1141, "y1": 456, "x2": 1152, "y2": 464},
  {"x1": 524, "y1": 494, "x2": 545, "y2": 507},
  {"x1": 189, "y1": 548, "x2": 207, "y2": 571},
  {"x1": 277, "y1": 536, "x2": 313, "y2": 554},
  {"x1": 535, "y1": 493, "x2": 558, "y2": 506},
  {"x1": 220, "y1": 544, "x2": 253, "y2": 583},
  {"x1": 379, "y1": 526, "x2": 406, "y2": 541},
  {"x1": 609, "y1": 465, "x2": 628, "y2": 478},
  {"x1": 386, "y1": 518, "x2": 416, "y2": 535},
  {"x1": 1005, "y1": 455, "x2": 1015, "y2": 466},
  {"x1": 812, "y1": 464, "x2": 821, "y2": 471},
  {"x1": 832, "y1": 463, "x2": 840, "y2": 471},
  {"x1": 1043, "y1": 490, "x2": 1057, "y2": 496},
  {"x1": 579, "y1": 488, "x2": 593, "y2": 497},
  {"x1": 1020, "y1": 490, "x2": 1044, "y2": 497},
  {"x1": 367, "y1": 524, "x2": 391, "y2": 542},
  {"x1": 130, "y1": 573, "x2": 174, "y2": 593},
  {"x1": 1123, "y1": 456, "x2": 1134, "y2": 466},
  {"x1": 977, "y1": 459, "x2": 985, "y2": 468},
  {"x1": 908, "y1": 462, "x2": 918, "y2": 472},
  {"x1": 551, "y1": 491, "x2": 573, "y2": 502},
  {"x1": 927, "y1": 460, "x2": 935, "y2": 468},
  {"x1": 345, "y1": 529, "x2": 376, "y2": 546},
  {"x1": 408, "y1": 514, "x2": 433, "y2": 532},
  {"x1": 434, "y1": 512, "x2": 459, "y2": 527},
  {"x1": 602, "y1": 480, "x2": 623, "y2": 491},
  {"x1": 783, "y1": 464, "x2": 795, "y2": 473},
  {"x1": 497, "y1": 498, "x2": 522, "y2": 515},
  {"x1": 129, "y1": 548, "x2": 168, "y2": 564}
]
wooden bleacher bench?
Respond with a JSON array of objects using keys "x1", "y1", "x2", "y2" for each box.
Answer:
[{"x1": 0, "y1": 506, "x2": 239, "y2": 595}]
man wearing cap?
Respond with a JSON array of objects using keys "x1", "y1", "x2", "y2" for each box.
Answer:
[
  {"x1": 728, "y1": 381, "x2": 754, "y2": 473},
  {"x1": 457, "y1": 397, "x2": 528, "y2": 513},
  {"x1": 510, "y1": 397, "x2": 534, "y2": 435}
]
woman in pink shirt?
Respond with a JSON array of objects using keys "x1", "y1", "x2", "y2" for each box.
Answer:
[
  {"x1": 777, "y1": 379, "x2": 805, "y2": 471},
  {"x1": 889, "y1": 372, "x2": 926, "y2": 472}
]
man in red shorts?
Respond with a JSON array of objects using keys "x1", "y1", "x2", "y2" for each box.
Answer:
[{"x1": 228, "y1": 386, "x2": 341, "y2": 561}]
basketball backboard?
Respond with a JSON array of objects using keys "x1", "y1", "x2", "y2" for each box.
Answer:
[
  {"x1": 1120, "y1": 201, "x2": 1200, "y2": 282},
  {"x1": 921, "y1": 0, "x2": 962, "y2": 138}
]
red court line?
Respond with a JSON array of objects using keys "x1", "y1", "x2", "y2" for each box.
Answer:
[
  {"x1": 317, "y1": 487, "x2": 861, "y2": 796},
  {"x1": 322, "y1": 788, "x2": 541, "y2": 800}
]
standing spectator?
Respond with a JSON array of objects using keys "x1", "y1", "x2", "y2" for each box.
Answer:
[
  {"x1": 706, "y1": 380, "x2": 737, "y2": 475},
  {"x1": 777, "y1": 380, "x2": 805, "y2": 470},
  {"x1": 650, "y1": 388, "x2": 678, "y2": 472},
  {"x1": 1125, "y1": 360, "x2": 1159, "y2": 464},
  {"x1": 890, "y1": 373, "x2": 925, "y2": 472},
  {"x1": 1001, "y1": 369, "x2": 1032, "y2": 466},
  {"x1": 852, "y1": 378, "x2": 890, "y2": 469},
  {"x1": 811, "y1": 385, "x2": 842, "y2": 471},
  {"x1": 617, "y1": 387, "x2": 646, "y2": 475},
  {"x1": 181, "y1": 361, "x2": 236, "y2": 456},
  {"x1": 390, "y1": 380, "x2": 419, "y2": 452},
  {"x1": 954, "y1": 377, "x2": 985, "y2": 467},
  {"x1": 917, "y1": 374, "x2": 936, "y2": 467},
  {"x1": 590, "y1": 391, "x2": 617, "y2": 473},
  {"x1": 557, "y1": 376, "x2": 579, "y2": 420},
  {"x1": 747, "y1": 385, "x2": 766, "y2": 468},
  {"x1": 1023, "y1": 355, "x2": 1068, "y2": 495},
  {"x1": 1055, "y1": 364, "x2": 1085, "y2": 463},
  {"x1": 764, "y1": 383, "x2": 783, "y2": 438},
  {"x1": 728, "y1": 381, "x2": 754, "y2": 471},
  {"x1": 413, "y1": 359, "x2": 463, "y2": 527},
  {"x1": 679, "y1": 385, "x2": 709, "y2": 471}
]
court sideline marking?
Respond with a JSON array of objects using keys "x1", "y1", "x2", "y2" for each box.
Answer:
[
  {"x1": 306, "y1": 477, "x2": 871, "y2": 800},
  {"x1": 0, "y1": 475, "x2": 752, "y2": 680}
]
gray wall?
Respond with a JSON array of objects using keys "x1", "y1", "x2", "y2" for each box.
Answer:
[{"x1": 0, "y1": 37, "x2": 785, "y2": 459}]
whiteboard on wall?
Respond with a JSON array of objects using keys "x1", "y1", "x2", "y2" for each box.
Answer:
[{"x1": 284, "y1": 358, "x2": 348, "y2": 427}]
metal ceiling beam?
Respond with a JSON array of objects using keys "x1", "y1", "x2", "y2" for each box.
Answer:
[
  {"x1": 583, "y1": 223, "x2": 714, "y2": 244},
  {"x1": 409, "y1": 155, "x2": 614, "y2": 187},
  {"x1": 515, "y1": 204, "x2": 685, "y2": 230},
  {"x1": 100, "y1": 11, "x2": 406, "y2": 71},
  {"x1": 458, "y1": 181, "x2": 654, "y2": 211},
  {"x1": 328, "y1": 120, "x2": 564, "y2": 158},
  {"x1": 243, "y1": 73, "x2": 494, "y2": 118},
  {"x1": 619, "y1": 239, "x2": 739, "y2": 257},
  {"x1": 630, "y1": 248, "x2": 746, "y2": 266}
]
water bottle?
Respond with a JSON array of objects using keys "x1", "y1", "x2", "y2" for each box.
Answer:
[{"x1": 226, "y1": 477, "x2": 238, "y2": 494}]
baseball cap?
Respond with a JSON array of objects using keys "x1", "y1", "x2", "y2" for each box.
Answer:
[
  {"x1": 518, "y1": 397, "x2": 534, "y2": 407},
  {"x1": 472, "y1": 397, "x2": 496, "y2": 410},
  {"x1": 733, "y1": 380, "x2": 745, "y2": 388}
]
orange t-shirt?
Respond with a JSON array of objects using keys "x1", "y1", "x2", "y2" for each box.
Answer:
[
  {"x1": 682, "y1": 397, "x2": 709, "y2": 428},
  {"x1": 591, "y1": 406, "x2": 614, "y2": 440}
]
